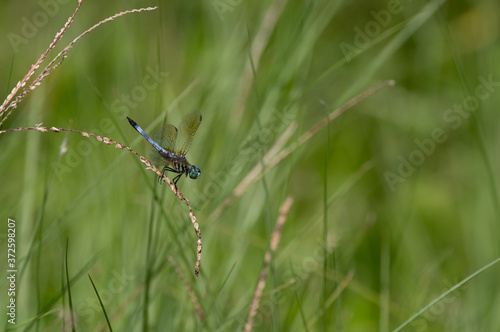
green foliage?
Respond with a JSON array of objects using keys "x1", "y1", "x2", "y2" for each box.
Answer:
[{"x1": 1, "y1": 0, "x2": 500, "y2": 331}]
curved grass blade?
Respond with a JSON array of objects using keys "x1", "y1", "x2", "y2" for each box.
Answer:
[
  {"x1": 88, "y1": 275, "x2": 114, "y2": 332},
  {"x1": 393, "y1": 256, "x2": 500, "y2": 332},
  {"x1": 65, "y1": 239, "x2": 75, "y2": 332}
]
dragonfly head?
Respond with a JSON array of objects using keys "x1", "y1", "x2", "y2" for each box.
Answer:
[{"x1": 189, "y1": 165, "x2": 201, "y2": 180}]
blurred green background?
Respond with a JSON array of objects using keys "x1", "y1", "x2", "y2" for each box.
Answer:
[{"x1": 1, "y1": 0, "x2": 499, "y2": 331}]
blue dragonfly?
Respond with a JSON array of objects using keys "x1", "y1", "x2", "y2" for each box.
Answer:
[{"x1": 127, "y1": 110, "x2": 202, "y2": 184}]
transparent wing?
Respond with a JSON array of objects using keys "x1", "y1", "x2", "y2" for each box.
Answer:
[
  {"x1": 149, "y1": 124, "x2": 178, "y2": 166},
  {"x1": 176, "y1": 110, "x2": 202, "y2": 156},
  {"x1": 149, "y1": 149, "x2": 169, "y2": 166},
  {"x1": 154, "y1": 124, "x2": 178, "y2": 152}
]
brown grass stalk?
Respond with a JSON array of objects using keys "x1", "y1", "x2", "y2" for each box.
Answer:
[
  {"x1": 168, "y1": 256, "x2": 204, "y2": 321},
  {"x1": 267, "y1": 80, "x2": 395, "y2": 170},
  {"x1": 0, "y1": 2, "x2": 204, "y2": 276},
  {"x1": 0, "y1": 1, "x2": 83, "y2": 121},
  {"x1": 244, "y1": 195, "x2": 293, "y2": 332},
  {"x1": 0, "y1": 2, "x2": 158, "y2": 125},
  {"x1": 212, "y1": 80, "x2": 395, "y2": 220},
  {"x1": 0, "y1": 125, "x2": 202, "y2": 278},
  {"x1": 210, "y1": 121, "x2": 297, "y2": 220}
]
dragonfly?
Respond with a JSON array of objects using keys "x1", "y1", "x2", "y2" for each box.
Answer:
[{"x1": 127, "y1": 110, "x2": 202, "y2": 185}]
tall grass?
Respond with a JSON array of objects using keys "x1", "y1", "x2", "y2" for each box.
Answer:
[{"x1": 1, "y1": 0, "x2": 500, "y2": 331}]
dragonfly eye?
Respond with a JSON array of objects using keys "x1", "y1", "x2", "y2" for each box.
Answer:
[{"x1": 189, "y1": 166, "x2": 201, "y2": 179}]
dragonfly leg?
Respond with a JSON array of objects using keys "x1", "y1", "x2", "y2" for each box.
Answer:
[
  {"x1": 173, "y1": 173, "x2": 183, "y2": 185},
  {"x1": 157, "y1": 166, "x2": 169, "y2": 185},
  {"x1": 157, "y1": 166, "x2": 183, "y2": 186}
]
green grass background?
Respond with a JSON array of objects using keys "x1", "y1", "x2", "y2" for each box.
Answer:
[{"x1": 1, "y1": 0, "x2": 500, "y2": 331}]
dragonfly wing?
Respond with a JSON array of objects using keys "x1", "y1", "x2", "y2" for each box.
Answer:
[
  {"x1": 154, "y1": 124, "x2": 178, "y2": 151},
  {"x1": 149, "y1": 124, "x2": 178, "y2": 165},
  {"x1": 176, "y1": 110, "x2": 202, "y2": 156},
  {"x1": 149, "y1": 149, "x2": 169, "y2": 165}
]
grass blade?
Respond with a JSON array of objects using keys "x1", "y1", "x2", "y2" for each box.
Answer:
[
  {"x1": 88, "y1": 275, "x2": 114, "y2": 332},
  {"x1": 393, "y1": 257, "x2": 500, "y2": 332},
  {"x1": 65, "y1": 239, "x2": 75, "y2": 332}
]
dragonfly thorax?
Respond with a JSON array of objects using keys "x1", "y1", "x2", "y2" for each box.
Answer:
[{"x1": 168, "y1": 156, "x2": 200, "y2": 180}]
